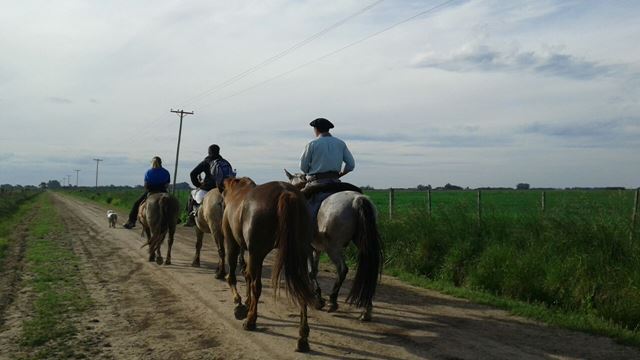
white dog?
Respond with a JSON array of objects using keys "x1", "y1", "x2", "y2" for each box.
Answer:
[{"x1": 107, "y1": 210, "x2": 118, "y2": 228}]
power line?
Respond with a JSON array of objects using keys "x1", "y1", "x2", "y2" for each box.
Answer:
[
  {"x1": 197, "y1": 0, "x2": 459, "y2": 109},
  {"x1": 114, "y1": 0, "x2": 384, "y2": 149},
  {"x1": 181, "y1": 0, "x2": 386, "y2": 107}
]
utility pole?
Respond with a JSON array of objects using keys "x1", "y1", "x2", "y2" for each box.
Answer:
[
  {"x1": 74, "y1": 169, "x2": 80, "y2": 187},
  {"x1": 93, "y1": 158, "x2": 103, "y2": 189},
  {"x1": 170, "y1": 109, "x2": 194, "y2": 195},
  {"x1": 66, "y1": 175, "x2": 72, "y2": 188}
]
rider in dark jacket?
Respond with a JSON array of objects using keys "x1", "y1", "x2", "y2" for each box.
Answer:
[{"x1": 184, "y1": 144, "x2": 233, "y2": 226}]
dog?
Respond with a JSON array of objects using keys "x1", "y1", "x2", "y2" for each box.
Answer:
[{"x1": 107, "y1": 210, "x2": 118, "y2": 228}]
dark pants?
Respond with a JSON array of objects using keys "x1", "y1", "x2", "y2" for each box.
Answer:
[
  {"x1": 128, "y1": 192, "x2": 148, "y2": 223},
  {"x1": 304, "y1": 179, "x2": 340, "y2": 226}
]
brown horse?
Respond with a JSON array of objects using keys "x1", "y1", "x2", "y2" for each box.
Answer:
[
  {"x1": 222, "y1": 177, "x2": 316, "y2": 352},
  {"x1": 138, "y1": 192, "x2": 180, "y2": 265}
]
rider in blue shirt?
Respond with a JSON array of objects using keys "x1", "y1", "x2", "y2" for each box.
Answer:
[{"x1": 123, "y1": 156, "x2": 171, "y2": 229}]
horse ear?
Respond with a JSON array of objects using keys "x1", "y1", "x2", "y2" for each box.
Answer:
[{"x1": 284, "y1": 169, "x2": 294, "y2": 180}]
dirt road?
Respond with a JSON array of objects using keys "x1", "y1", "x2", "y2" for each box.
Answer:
[{"x1": 6, "y1": 193, "x2": 640, "y2": 359}]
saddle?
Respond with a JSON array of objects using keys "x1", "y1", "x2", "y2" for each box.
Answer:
[{"x1": 301, "y1": 182, "x2": 363, "y2": 199}]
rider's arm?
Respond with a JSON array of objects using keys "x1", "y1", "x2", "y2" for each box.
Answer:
[
  {"x1": 190, "y1": 161, "x2": 206, "y2": 188},
  {"x1": 340, "y1": 145, "x2": 355, "y2": 177},
  {"x1": 300, "y1": 142, "x2": 313, "y2": 174}
]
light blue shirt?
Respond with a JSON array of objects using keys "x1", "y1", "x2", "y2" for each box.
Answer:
[{"x1": 300, "y1": 134, "x2": 355, "y2": 175}]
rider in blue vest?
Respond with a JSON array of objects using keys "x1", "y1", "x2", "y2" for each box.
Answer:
[{"x1": 123, "y1": 156, "x2": 171, "y2": 229}]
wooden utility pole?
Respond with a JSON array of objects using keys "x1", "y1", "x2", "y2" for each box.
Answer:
[
  {"x1": 93, "y1": 159, "x2": 103, "y2": 189},
  {"x1": 74, "y1": 169, "x2": 80, "y2": 187},
  {"x1": 389, "y1": 188, "x2": 395, "y2": 219},
  {"x1": 170, "y1": 109, "x2": 194, "y2": 195},
  {"x1": 631, "y1": 188, "x2": 639, "y2": 242}
]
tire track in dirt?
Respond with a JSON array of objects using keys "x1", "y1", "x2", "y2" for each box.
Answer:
[{"x1": 52, "y1": 193, "x2": 640, "y2": 360}]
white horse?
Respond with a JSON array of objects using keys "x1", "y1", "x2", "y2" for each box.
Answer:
[{"x1": 285, "y1": 170, "x2": 383, "y2": 321}]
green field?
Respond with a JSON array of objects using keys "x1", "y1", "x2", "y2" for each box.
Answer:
[
  {"x1": 0, "y1": 191, "x2": 42, "y2": 263},
  {"x1": 60, "y1": 186, "x2": 640, "y2": 344}
]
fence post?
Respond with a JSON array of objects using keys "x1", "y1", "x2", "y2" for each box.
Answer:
[
  {"x1": 389, "y1": 188, "x2": 395, "y2": 219},
  {"x1": 427, "y1": 189, "x2": 432, "y2": 218},
  {"x1": 541, "y1": 191, "x2": 546, "y2": 214},
  {"x1": 631, "y1": 188, "x2": 639, "y2": 242},
  {"x1": 477, "y1": 189, "x2": 482, "y2": 228}
]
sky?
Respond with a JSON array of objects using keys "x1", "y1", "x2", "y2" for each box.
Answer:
[{"x1": 0, "y1": 0, "x2": 639, "y2": 188}]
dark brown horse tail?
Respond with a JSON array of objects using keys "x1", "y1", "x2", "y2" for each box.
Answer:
[
  {"x1": 346, "y1": 196, "x2": 383, "y2": 308},
  {"x1": 271, "y1": 191, "x2": 316, "y2": 307}
]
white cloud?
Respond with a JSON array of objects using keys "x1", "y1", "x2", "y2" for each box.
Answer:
[{"x1": 0, "y1": 0, "x2": 639, "y2": 188}]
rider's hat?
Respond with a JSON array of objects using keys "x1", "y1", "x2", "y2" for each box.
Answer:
[{"x1": 309, "y1": 118, "x2": 334, "y2": 130}]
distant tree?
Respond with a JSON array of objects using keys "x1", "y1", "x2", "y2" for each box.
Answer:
[
  {"x1": 416, "y1": 184, "x2": 432, "y2": 191},
  {"x1": 174, "y1": 182, "x2": 192, "y2": 190},
  {"x1": 443, "y1": 183, "x2": 463, "y2": 191},
  {"x1": 360, "y1": 185, "x2": 375, "y2": 190},
  {"x1": 516, "y1": 183, "x2": 530, "y2": 190},
  {"x1": 39, "y1": 182, "x2": 47, "y2": 189},
  {"x1": 47, "y1": 180, "x2": 61, "y2": 189},
  {"x1": 0, "y1": 184, "x2": 13, "y2": 192}
]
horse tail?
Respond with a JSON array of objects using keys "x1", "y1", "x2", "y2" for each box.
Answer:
[
  {"x1": 271, "y1": 191, "x2": 315, "y2": 307},
  {"x1": 346, "y1": 195, "x2": 383, "y2": 308},
  {"x1": 149, "y1": 194, "x2": 174, "y2": 254}
]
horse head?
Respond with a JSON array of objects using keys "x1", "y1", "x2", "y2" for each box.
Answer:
[{"x1": 284, "y1": 169, "x2": 307, "y2": 189}]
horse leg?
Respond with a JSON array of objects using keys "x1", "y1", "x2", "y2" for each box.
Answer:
[
  {"x1": 226, "y1": 238, "x2": 247, "y2": 320},
  {"x1": 360, "y1": 300, "x2": 373, "y2": 322},
  {"x1": 327, "y1": 248, "x2": 348, "y2": 313},
  {"x1": 192, "y1": 228, "x2": 203, "y2": 267},
  {"x1": 243, "y1": 255, "x2": 262, "y2": 331},
  {"x1": 155, "y1": 237, "x2": 163, "y2": 265},
  {"x1": 213, "y1": 227, "x2": 226, "y2": 280},
  {"x1": 295, "y1": 303, "x2": 310, "y2": 352},
  {"x1": 145, "y1": 227, "x2": 155, "y2": 263},
  {"x1": 165, "y1": 228, "x2": 175, "y2": 266},
  {"x1": 310, "y1": 249, "x2": 325, "y2": 310}
]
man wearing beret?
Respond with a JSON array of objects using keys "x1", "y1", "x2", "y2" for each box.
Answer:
[
  {"x1": 300, "y1": 118, "x2": 355, "y2": 222},
  {"x1": 300, "y1": 117, "x2": 355, "y2": 184}
]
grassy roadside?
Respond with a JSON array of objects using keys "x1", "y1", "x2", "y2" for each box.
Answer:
[
  {"x1": 384, "y1": 268, "x2": 640, "y2": 347},
  {"x1": 19, "y1": 193, "x2": 92, "y2": 359},
  {"x1": 0, "y1": 192, "x2": 41, "y2": 264}
]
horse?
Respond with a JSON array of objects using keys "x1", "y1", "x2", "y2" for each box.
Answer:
[
  {"x1": 192, "y1": 188, "x2": 226, "y2": 278},
  {"x1": 138, "y1": 192, "x2": 180, "y2": 265},
  {"x1": 222, "y1": 177, "x2": 316, "y2": 352},
  {"x1": 285, "y1": 170, "x2": 383, "y2": 321}
]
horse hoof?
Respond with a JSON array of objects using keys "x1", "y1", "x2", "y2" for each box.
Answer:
[
  {"x1": 234, "y1": 304, "x2": 248, "y2": 320},
  {"x1": 148, "y1": 256, "x2": 155, "y2": 262},
  {"x1": 327, "y1": 303, "x2": 338, "y2": 313},
  {"x1": 295, "y1": 339, "x2": 310, "y2": 353},
  {"x1": 242, "y1": 320, "x2": 256, "y2": 331},
  {"x1": 359, "y1": 313, "x2": 372, "y2": 322},
  {"x1": 314, "y1": 297, "x2": 326, "y2": 310},
  {"x1": 164, "y1": 259, "x2": 171, "y2": 266},
  {"x1": 191, "y1": 260, "x2": 200, "y2": 267},
  {"x1": 215, "y1": 271, "x2": 226, "y2": 280},
  {"x1": 156, "y1": 257, "x2": 163, "y2": 265}
]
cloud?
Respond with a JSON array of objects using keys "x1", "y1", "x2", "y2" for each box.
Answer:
[
  {"x1": 522, "y1": 117, "x2": 640, "y2": 147},
  {"x1": 413, "y1": 44, "x2": 627, "y2": 80},
  {"x1": 47, "y1": 96, "x2": 73, "y2": 104}
]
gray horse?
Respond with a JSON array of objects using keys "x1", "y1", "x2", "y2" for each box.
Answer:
[{"x1": 285, "y1": 170, "x2": 383, "y2": 321}]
